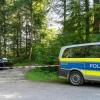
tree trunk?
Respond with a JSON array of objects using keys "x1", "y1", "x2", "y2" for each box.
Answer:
[
  {"x1": 93, "y1": 0, "x2": 100, "y2": 34},
  {"x1": 85, "y1": 0, "x2": 90, "y2": 42},
  {"x1": 25, "y1": 24, "x2": 28, "y2": 56},
  {"x1": 0, "y1": 33, "x2": 2, "y2": 56},
  {"x1": 25, "y1": 9, "x2": 28, "y2": 56},
  {"x1": 3, "y1": 0, "x2": 7, "y2": 56},
  {"x1": 16, "y1": 28, "x2": 19, "y2": 57},
  {"x1": 17, "y1": 11, "x2": 22, "y2": 56},
  {"x1": 77, "y1": 0, "x2": 84, "y2": 42},
  {"x1": 63, "y1": 0, "x2": 67, "y2": 34},
  {"x1": 29, "y1": 0, "x2": 34, "y2": 61}
]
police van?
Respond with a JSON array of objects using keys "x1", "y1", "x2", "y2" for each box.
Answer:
[{"x1": 59, "y1": 42, "x2": 100, "y2": 86}]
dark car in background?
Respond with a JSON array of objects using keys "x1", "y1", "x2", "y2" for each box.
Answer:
[{"x1": 0, "y1": 57, "x2": 13, "y2": 69}]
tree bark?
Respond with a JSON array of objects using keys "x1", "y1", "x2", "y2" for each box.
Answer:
[
  {"x1": 29, "y1": 0, "x2": 34, "y2": 61},
  {"x1": 3, "y1": 0, "x2": 7, "y2": 56},
  {"x1": 63, "y1": 0, "x2": 67, "y2": 34},
  {"x1": 16, "y1": 28, "x2": 19, "y2": 57},
  {"x1": 93, "y1": 0, "x2": 100, "y2": 34},
  {"x1": 0, "y1": 33, "x2": 2, "y2": 56},
  {"x1": 85, "y1": 0, "x2": 90, "y2": 42}
]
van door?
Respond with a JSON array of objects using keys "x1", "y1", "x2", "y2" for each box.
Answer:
[{"x1": 85, "y1": 60, "x2": 100, "y2": 81}]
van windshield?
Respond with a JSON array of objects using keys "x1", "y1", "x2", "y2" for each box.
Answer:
[{"x1": 62, "y1": 45, "x2": 100, "y2": 58}]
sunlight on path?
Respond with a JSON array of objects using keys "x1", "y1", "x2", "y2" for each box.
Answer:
[{"x1": 0, "y1": 93, "x2": 22, "y2": 99}]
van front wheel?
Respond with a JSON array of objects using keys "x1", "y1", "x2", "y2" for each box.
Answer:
[{"x1": 69, "y1": 71, "x2": 84, "y2": 86}]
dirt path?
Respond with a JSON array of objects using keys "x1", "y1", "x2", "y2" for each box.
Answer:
[
  {"x1": 0, "y1": 67, "x2": 100, "y2": 100},
  {"x1": 0, "y1": 68, "x2": 25, "y2": 83}
]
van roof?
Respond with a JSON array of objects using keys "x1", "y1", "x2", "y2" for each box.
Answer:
[
  {"x1": 62, "y1": 42, "x2": 100, "y2": 49},
  {"x1": 59, "y1": 42, "x2": 100, "y2": 58}
]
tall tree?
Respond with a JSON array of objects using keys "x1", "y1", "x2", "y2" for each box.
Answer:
[
  {"x1": 0, "y1": 0, "x2": 7, "y2": 56},
  {"x1": 85, "y1": 0, "x2": 90, "y2": 42},
  {"x1": 63, "y1": 0, "x2": 67, "y2": 34},
  {"x1": 93, "y1": 0, "x2": 100, "y2": 34}
]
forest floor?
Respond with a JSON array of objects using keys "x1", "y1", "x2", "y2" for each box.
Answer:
[{"x1": 0, "y1": 67, "x2": 100, "y2": 100}]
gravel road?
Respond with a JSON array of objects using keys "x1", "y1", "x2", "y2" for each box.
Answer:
[{"x1": 0, "y1": 68, "x2": 100, "y2": 100}]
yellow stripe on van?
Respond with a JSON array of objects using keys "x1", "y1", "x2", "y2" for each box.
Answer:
[
  {"x1": 82, "y1": 70, "x2": 100, "y2": 77},
  {"x1": 59, "y1": 58, "x2": 100, "y2": 62}
]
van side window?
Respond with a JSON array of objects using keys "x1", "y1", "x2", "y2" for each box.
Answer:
[
  {"x1": 62, "y1": 45, "x2": 100, "y2": 58},
  {"x1": 89, "y1": 45, "x2": 100, "y2": 58},
  {"x1": 72, "y1": 47, "x2": 85, "y2": 58},
  {"x1": 62, "y1": 49, "x2": 72, "y2": 58}
]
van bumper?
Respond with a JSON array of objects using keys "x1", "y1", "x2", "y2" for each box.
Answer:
[{"x1": 59, "y1": 69, "x2": 70, "y2": 78}]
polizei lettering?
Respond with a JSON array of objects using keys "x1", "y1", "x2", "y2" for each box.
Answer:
[{"x1": 90, "y1": 64, "x2": 100, "y2": 69}]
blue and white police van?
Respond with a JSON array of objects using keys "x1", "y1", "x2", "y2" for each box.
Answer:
[{"x1": 59, "y1": 42, "x2": 100, "y2": 85}]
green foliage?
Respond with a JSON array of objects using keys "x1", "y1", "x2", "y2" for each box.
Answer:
[
  {"x1": 0, "y1": 0, "x2": 100, "y2": 65},
  {"x1": 31, "y1": 34, "x2": 69, "y2": 64},
  {"x1": 25, "y1": 67, "x2": 66, "y2": 82}
]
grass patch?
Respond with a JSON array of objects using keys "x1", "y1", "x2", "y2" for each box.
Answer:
[{"x1": 25, "y1": 67, "x2": 66, "y2": 82}]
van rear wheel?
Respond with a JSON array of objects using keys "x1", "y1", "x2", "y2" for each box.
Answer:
[{"x1": 69, "y1": 71, "x2": 84, "y2": 86}]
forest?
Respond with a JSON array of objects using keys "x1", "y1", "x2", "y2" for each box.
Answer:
[{"x1": 0, "y1": 0, "x2": 100, "y2": 65}]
